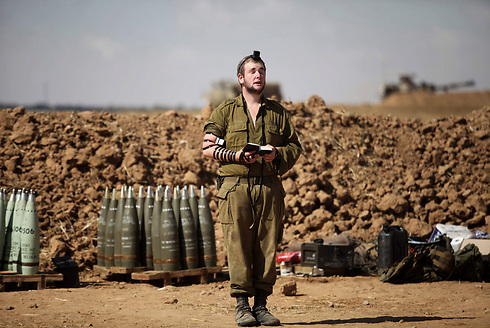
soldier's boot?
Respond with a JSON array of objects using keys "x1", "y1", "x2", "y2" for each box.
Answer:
[
  {"x1": 235, "y1": 295, "x2": 258, "y2": 327},
  {"x1": 253, "y1": 289, "x2": 281, "y2": 326}
]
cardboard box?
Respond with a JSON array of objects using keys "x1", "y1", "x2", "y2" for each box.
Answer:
[{"x1": 460, "y1": 239, "x2": 490, "y2": 261}]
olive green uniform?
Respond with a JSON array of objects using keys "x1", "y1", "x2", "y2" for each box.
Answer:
[{"x1": 204, "y1": 95, "x2": 302, "y2": 297}]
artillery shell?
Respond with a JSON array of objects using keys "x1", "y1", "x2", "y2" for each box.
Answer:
[
  {"x1": 179, "y1": 186, "x2": 199, "y2": 270},
  {"x1": 198, "y1": 186, "x2": 217, "y2": 268},
  {"x1": 97, "y1": 187, "x2": 110, "y2": 267},
  {"x1": 143, "y1": 186, "x2": 155, "y2": 268},
  {"x1": 104, "y1": 189, "x2": 118, "y2": 269},
  {"x1": 1, "y1": 189, "x2": 16, "y2": 271},
  {"x1": 0, "y1": 189, "x2": 6, "y2": 269},
  {"x1": 160, "y1": 186, "x2": 180, "y2": 271},
  {"x1": 121, "y1": 187, "x2": 140, "y2": 268},
  {"x1": 136, "y1": 185, "x2": 146, "y2": 266},
  {"x1": 114, "y1": 186, "x2": 126, "y2": 267},
  {"x1": 10, "y1": 189, "x2": 27, "y2": 273},
  {"x1": 20, "y1": 191, "x2": 40, "y2": 275}
]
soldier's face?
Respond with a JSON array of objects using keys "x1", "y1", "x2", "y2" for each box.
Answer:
[{"x1": 239, "y1": 61, "x2": 266, "y2": 94}]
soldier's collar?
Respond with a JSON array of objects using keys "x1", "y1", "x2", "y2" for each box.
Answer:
[{"x1": 239, "y1": 93, "x2": 267, "y2": 108}]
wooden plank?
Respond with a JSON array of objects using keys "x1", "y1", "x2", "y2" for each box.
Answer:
[
  {"x1": 110, "y1": 266, "x2": 149, "y2": 274},
  {"x1": 131, "y1": 271, "x2": 168, "y2": 281},
  {"x1": 93, "y1": 265, "x2": 150, "y2": 279},
  {"x1": 166, "y1": 267, "x2": 207, "y2": 279},
  {"x1": 0, "y1": 271, "x2": 17, "y2": 275},
  {"x1": 131, "y1": 266, "x2": 222, "y2": 282},
  {"x1": 0, "y1": 273, "x2": 64, "y2": 283},
  {"x1": 0, "y1": 273, "x2": 64, "y2": 291},
  {"x1": 93, "y1": 265, "x2": 111, "y2": 279}
]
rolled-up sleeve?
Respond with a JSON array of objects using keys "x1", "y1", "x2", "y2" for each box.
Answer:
[{"x1": 203, "y1": 106, "x2": 226, "y2": 137}]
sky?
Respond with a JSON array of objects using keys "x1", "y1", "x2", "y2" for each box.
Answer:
[{"x1": 1, "y1": 0, "x2": 489, "y2": 109}]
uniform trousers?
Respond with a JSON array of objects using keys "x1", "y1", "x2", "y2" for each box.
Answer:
[{"x1": 217, "y1": 176, "x2": 285, "y2": 297}]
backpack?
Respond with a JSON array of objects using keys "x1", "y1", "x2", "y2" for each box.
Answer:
[
  {"x1": 449, "y1": 243, "x2": 484, "y2": 282},
  {"x1": 380, "y1": 237, "x2": 454, "y2": 284}
]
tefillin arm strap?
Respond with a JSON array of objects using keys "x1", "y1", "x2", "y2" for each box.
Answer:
[{"x1": 203, "y1": 134, "x2": 244, "y2": 163}]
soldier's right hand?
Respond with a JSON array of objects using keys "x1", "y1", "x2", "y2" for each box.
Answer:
[{"x1": 238, "y1": 149, "x2": 259, "y2": 163}]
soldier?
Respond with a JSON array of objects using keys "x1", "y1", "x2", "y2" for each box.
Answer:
[{"x1": 203, "y1": 51, "x2": 302, "y2": 326}]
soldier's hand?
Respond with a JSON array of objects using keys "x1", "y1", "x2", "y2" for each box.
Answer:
[
  {"x1": 262, "y1": 145, "x2": 279, "y2": 162},
  {"x1": 238, "y1": 149, "x2": 259, "y2": 163}
]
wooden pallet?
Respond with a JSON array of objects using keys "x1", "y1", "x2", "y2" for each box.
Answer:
[
  {"x1": 93, "y1": 265, "x2": 150, "y2": 280},
  {"x1": 131, "y1": 266, "x2": 222, "y2": 286},
  {"x1": 0, "y1": 273, "x2": 64, "y2": 291},
  {"x1": 0, "y1": 271, "x2": 17, "y2": 275}
]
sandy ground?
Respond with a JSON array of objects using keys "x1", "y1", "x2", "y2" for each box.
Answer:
[
  {"x1": 0, "y1": 274, "x2": 488, "y2": 328},
  {"x1": 1, "y1": 97, "x2": 489, "y2": 328}
]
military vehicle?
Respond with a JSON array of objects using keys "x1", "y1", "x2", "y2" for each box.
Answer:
[
  {"x1": 381, "y1": 74, "x2": 475, "y2": 99},
  {"x1": 204, "y1": 81, "x2": 283, "y2": 109}
]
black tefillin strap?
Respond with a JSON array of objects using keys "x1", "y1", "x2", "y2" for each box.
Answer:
[{"x1": 243, "y1": 98, "x2": 266, "y2": 228}]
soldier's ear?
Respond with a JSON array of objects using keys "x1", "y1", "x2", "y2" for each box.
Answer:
[{"x1": 237, "y1": 73, "x2": 244, "y2": 85}]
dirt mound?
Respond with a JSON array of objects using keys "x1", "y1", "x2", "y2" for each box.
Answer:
[{"x1": 0, "y1": 99, "x2": 489, "y2": 273}]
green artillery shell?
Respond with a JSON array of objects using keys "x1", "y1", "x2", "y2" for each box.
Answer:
[
  {"x1": 121, "y1": 187, "x2": 140, "y2": 268},
  {"x1": 11, "y1": 190, "x2": 27, "y2": 273},
  {"x1": 160, "y1": 186, "x2": 181, "y2": 272},
  {"x1": 0, "y1": 189, "x2": 6, "y2": 269},
  {"x1": 188, "y1": 185, "x2": 199, "y2": 229},
  {"x1": 136, "y1": 185, "x2": 145, "y2": 266},
  {"x1": 97, "y1": 187, "x2": 110, "y2": 267},
  {"x1": 20, "y1": 191, "x2": 40, "y2": 275},
  {"x1": 172, "y1": 186, "x2": 181, "y2": 232},
  {"x1": 104, "y1": 189, "x2": 118, "y2": 269},
  {"x1": 188, "y1": 185, "x2": 202, "y2": 266},
  {"x1": 0, "y1": 188, "x2": 5, "y2": 209},
  {"x1": 136, "y1": 185, "x2": 145, "y2": 227},
  {"x1": 143, "y1": 186, "x2": 155, "y2": 268},
  {"x1": 114, "y1": 186, "x2": 126, "y2": 267},
  {"x1": 1, "y1": 189, "x2": 16, "y2": 270},
  {"x1": 179, "y1": 186, "x2": 199, "y2": 270},
  {"x1": 198, "y1": 186, "x2": 217, "y2": 268}
]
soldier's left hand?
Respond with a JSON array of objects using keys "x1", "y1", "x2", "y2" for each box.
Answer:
[{"x1": 262, "y1": 145, "x2": 279, "y2": 162}]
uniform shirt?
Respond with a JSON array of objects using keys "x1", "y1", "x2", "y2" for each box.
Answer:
[{"x1": 204, "y1": 94, "x2": 302, "y2": 177}]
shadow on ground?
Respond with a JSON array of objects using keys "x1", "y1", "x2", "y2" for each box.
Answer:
[{"x1": 285, "y1": 315, "x2": 473, "y2": 325}]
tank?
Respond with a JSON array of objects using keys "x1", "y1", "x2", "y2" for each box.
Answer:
[
  {"x1": 204, "y1": 80, "x2": 282, "y2": 109},
  {"x1": 381, "y1": 74, "x2": 475, "y2": 99},
  {"x1": 378, "y1": 224, "x2": 408, "y2": 271}
]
